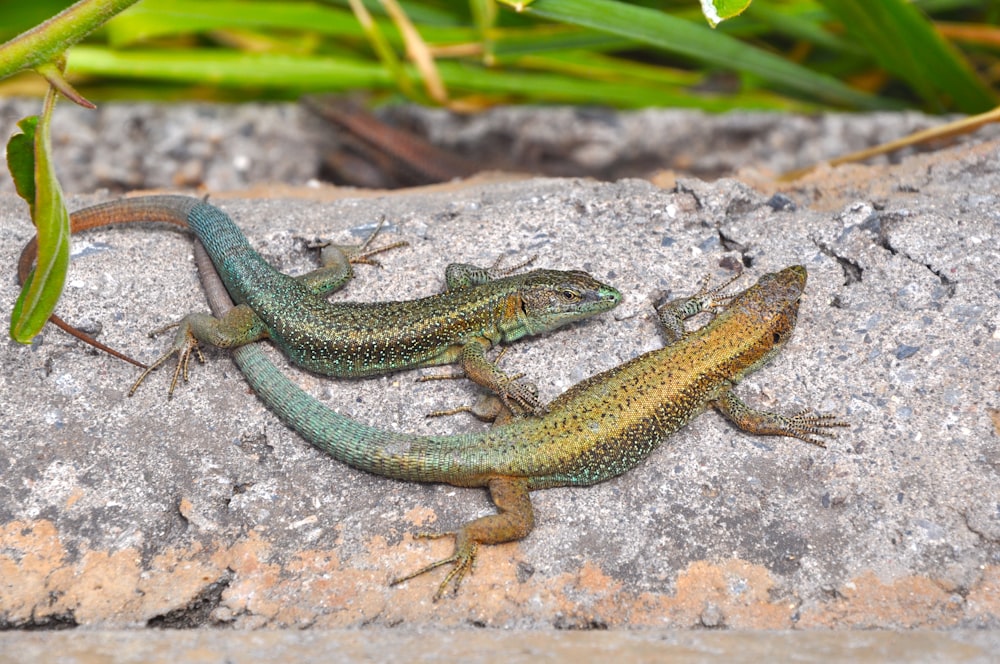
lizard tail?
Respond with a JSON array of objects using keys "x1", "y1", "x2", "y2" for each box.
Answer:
[
  {"x1": 70, "y1": 195, "x2": 201, "y2": 230},
  {"x1": 193, "y1": 239, "x2": 481, "y2": 485},
  {"x1": 231, "y1": 344, "x2": 478, "y2": 484}
]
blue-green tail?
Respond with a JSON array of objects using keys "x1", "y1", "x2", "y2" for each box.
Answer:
[{"x1": 231, "y1": 344, "x2": 491, "y2": 485}]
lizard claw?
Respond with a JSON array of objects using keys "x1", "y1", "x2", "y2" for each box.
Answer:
[
  {"x1": 389, "y1": 531, "x2": 478, "y2": 601},
  {"x1": 784, "y1": 410, "x2": 849, "y2": 448},
  {"x1": 128, "y1": 323, "x2": 204, "y2": 398},
  {"x1": 497, "y1": 377, "x2": 546, "y2": 417}
]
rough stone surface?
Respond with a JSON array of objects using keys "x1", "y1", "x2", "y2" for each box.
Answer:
[
  {"x1": 0, "y1": 102, "x2": 998, "y2": 634},
  {"x1": 3, "y1": 99, "x2": 995, "y2": 194},
  {"x1": 0, "y1": 100, "x2": 318, "y2": 194}
]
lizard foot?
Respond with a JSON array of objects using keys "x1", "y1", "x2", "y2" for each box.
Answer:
[
  {"x1": 427, "y1": 394, "x2": 512, "y2": 423},
  {"x1": 128, "y1": 324, "x2": 204, "y2": 398},
  {"x1": 422, "y1": 345, "x2": 548, "y2": 416},
  {"x1": 313, "y1": 216, "x2": 408, "y2": 268},
  {"x1": 487, "y1": 252, "x2": 537, "y2": 278},
  {"x1": 653, "y1": 270, "x2": 743, "y2": 343},
  {"x1": 420, "y1": 374, "x2": 542, "y2": 420},
  {"x1": 443, "y1": 254, "x2": 538, "y2": 290},
  {"x1": 391, "y1": 478, "x2": 532, "y2": 600},
  {"x1": 715, "y1": 391, "x2": 849, "y2": 449},
  {"x1": 494, "y1": 375, "x2": 546, "y2": 417},
  {"x1": 783, "y1": 411, "x2": 850, "y2": 448},
  {"x1": 389, "y1": 532, "x2": 478, "y2": 601}
]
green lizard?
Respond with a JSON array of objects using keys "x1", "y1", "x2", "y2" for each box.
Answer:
[
  {"x1": 18, "y1": 195, "x2": 622, "y2": 413},
  {"x1": 192, "y1": 243, "x2": 846, "y2": 599}
]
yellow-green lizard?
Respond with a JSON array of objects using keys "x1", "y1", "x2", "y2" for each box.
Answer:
[
  {"x1": 18, "y1": 195, "x2": 621, "y2": 414},
  {"x1": 191, "y1": 242, "x2": 846, "y2": 599}
]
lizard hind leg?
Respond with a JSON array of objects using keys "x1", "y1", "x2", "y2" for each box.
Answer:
[
  {"x1": 128, "y1": 304, "x2": 266, "y2": 398},
  {"x1": 390, "y1": 477, "x2": 535, "y2": 600},
  {"x1": 128, "y1": 320, "x2": 203, "y2": 398}
]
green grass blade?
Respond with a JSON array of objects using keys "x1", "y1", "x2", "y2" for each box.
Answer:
[
  {"x1": 434, "y1": 60, "x2": 806, "y2": 110},
  {"x1": 819, "y1": 0, "x2": 996, "y2": 112},
  {"x1": 0, "y1": 1, "x2": 80, "y2": 42},
  {"x1": 744, "y1": 1, "x2": 865, "y2": 56},
  {"x1": 66, "y1": 43, "x2": 804, "y2": 108},
  {"x1": 491, "y1": 27, "x2": 631, "y2": 57},
  {"x1": 510, "y1": 0, "x2": 894, "y2": 109},
  {"x1": 106, "y1": 0, "x2": 366, "y2": 45},
  {"x1": 106, "y1": 0, "x2": 476, "y2": 49},
  {"x1": 67, "y1": 45, "x2": 393, "y2": 90},
  {"x1": 509, "y1": 50, "x2": 702, "y2": 88}
]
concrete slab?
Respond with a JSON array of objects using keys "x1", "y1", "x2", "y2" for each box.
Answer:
[{"x1": 0, "y1": 105, "x2": 998, "y2": 632}]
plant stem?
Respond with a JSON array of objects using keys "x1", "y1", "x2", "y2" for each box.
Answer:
[{"x1": 0, "y1": 0, "x2": 141, "y2": 80}]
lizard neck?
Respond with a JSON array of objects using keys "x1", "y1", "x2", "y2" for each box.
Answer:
[{"x1": 495, "y1": 293, "x2": 535, "y2": 342}]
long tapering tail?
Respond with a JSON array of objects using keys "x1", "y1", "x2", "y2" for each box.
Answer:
[{"x1": 192, "y1": 240, "x2": 483, "y2": 485}]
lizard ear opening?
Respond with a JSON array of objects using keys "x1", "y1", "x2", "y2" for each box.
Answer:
[{"x1": 504, "y1": 293, "x2": 529, "y2": 320}]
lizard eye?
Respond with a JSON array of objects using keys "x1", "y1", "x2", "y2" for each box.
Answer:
[
  {"x1": 773, "y1": 331, "x2": 782, "y2": 344},
  {"x1": 559, "y1": 289, "x2": 580, "y2": 303}
]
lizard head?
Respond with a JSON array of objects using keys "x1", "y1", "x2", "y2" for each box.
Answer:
[
  {"x1": 723, "y1": 264, "x2": 808, "y2": 382},
  {"x1": 500, "y1": 269, "x2": 622, "y2": 340}
]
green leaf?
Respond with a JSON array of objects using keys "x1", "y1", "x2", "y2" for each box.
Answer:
[
  {"x1": 514, "y1": 0, "x2": 893, "y2": 109},
  {"x1": 700, "y1": 0, "x2": 753, "y2": 27},
  {"x1": 819, "y1": 0, "x2": 996, "y2": 113},
  {"x1": 10, "y1": 88, "x2": 71, "y2": 344},
  {"x1": 6, "y1": 116, "x2": 39, "y2": 209}
]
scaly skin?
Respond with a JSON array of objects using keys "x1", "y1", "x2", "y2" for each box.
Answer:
[
  {"x1": 18, "y1": 196, "x2": 621, "y2": 413},
  {"x1": 192, "y1": 251, "x2": 846, "y2": 599}
]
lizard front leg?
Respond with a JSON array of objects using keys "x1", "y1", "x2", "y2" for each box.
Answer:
[
  {"x1": 653, "y1": 271, "x2": 740, "y2": 344},
  {"x1": 459, "y1": 340, "x2": 546, "y2": 416},
  {"x1": 391, "y1": 477, "x2": 535, "y2": 600},
  {"x1": 299, "y1": 217, "x2": 407, "y2": 296},
  {"x1": 443, "y1": 254, "x2": 536, "y2": 291}
]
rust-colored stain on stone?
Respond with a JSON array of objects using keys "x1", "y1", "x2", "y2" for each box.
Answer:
[
  {"x1": 796, "y1": 570, "x2": 965, "y2": 629},
  {"x1": 2, "y1": 519, "x2": 997, "y2": 628},
  {"x1": 988, "y1": 408, "x2": 1000, "y2": 437}
]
